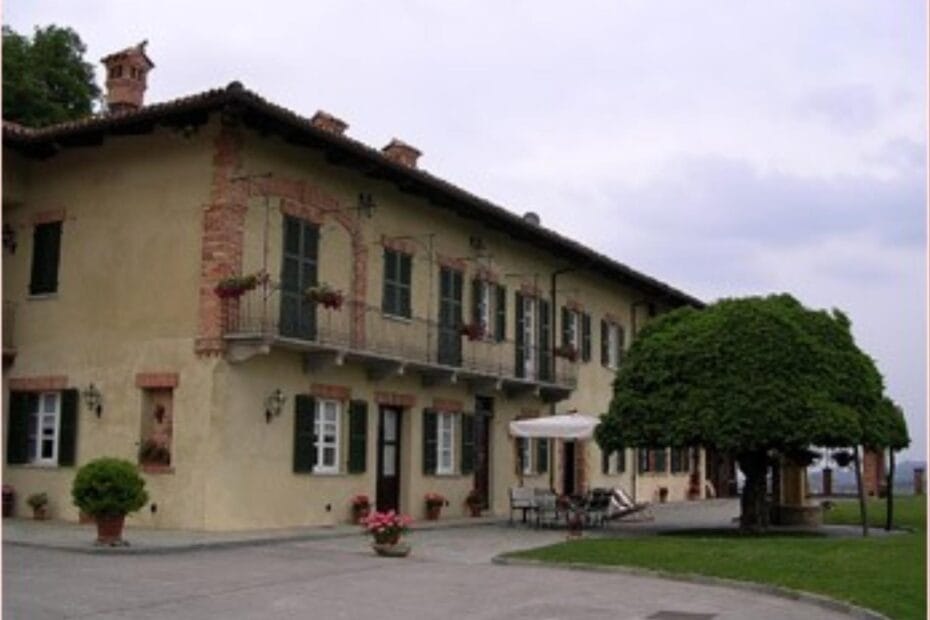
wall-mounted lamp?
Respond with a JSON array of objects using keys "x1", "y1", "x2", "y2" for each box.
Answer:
[
  {"x1": 82, "y1": 383, "x2": 103, "y2": 417},
  {"x1": 2, "y1": 223, "x2": 16, "y2": 254},
  {"x1": 357, "y1": 193, "x2": 377, "y2": 218},
  {"x1": 265, "y1": 389, "x2": 287, "y2": 423}
]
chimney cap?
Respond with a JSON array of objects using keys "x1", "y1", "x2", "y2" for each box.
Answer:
[
  {"x1": 382, "y1": 138, "x2": 422, "y2": 168},
  {"x1": 101, "y1": 40, "x2": 155, "y2": 69},
  {"x1": 310, "y1": 110, "x2": 349, "y2": 135},
  {"x1": 522, "y1": 211, "x2": 541, "y2": 226}
]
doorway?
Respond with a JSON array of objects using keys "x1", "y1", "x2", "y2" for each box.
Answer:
[
  {"x1": 474, "y1": 396, "x2": 493, "y2": 509},
  {"x1": 563, "y1": 440, "x2": 576, "y2": 496},
  {"x1": 376, "y1": 406, "x2": 402, "y2": 512}
]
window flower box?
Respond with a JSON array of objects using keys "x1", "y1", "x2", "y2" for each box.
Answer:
[
  {"x1": 304, "y1": 284, "x2": 344, "y2": 310},
  {"x1": 214, "y1": 271, "x2": 267, "y2": 299}
]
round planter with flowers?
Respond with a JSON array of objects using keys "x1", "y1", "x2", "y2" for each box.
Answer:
[
  {"x1": 362, "y1": 510, "x2": 413, "y2": 557},
  {"x1": 424, "y1": 492, "x2": 445, "y2": 520}
]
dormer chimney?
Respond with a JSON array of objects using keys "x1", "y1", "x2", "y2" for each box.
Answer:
[
  {"x1": 382, "y1": 138, "x2": 421, "y2": 168},
  {"x1": 101, "y1": 41, "x2": 154, "y2": 114}
]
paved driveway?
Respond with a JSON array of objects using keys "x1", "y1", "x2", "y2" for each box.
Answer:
[{"x1": 4, "y1": 524, "x2": 854, "y2": 619}]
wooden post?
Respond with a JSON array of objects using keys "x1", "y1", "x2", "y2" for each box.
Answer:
[{"x1": 885, "y1": 447, "x2": 895, "y2": 531}]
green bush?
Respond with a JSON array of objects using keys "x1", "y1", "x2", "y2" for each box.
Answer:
[{"x1": 71, "y1": 457, "x2": 148, "y2": 517}]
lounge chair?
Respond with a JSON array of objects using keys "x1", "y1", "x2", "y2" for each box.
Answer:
[{"x1": 605, "y1": 487, "x2": 653, "y2": 521}]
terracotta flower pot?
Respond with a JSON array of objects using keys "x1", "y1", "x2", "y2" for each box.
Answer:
[
  {"x1": 32, "y1": 506, "x2": 48, "y2": 521},
  {"x1": 426, "y1": 505, "x2": 441, "y2": 521},
  {"x1": 468, "y1": 504, "x2": 482, "y2": 517},
  {"x1": 372, "y1": 541, "x2": 410, "y2": 557},
  {"x1": 353, "y1": 505, "x2": 371, "y2": 525},
  {"x1": 95, "y1": 514, "x2": 126, "y2": 546}
]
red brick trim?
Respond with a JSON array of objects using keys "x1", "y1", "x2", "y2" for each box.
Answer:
[
  {"x1": 436, "y1": 253, "x2": 467, "y2": 272},
  {"x1": 32, "y1": 209, "x2": 66, "y2": 225},
  {"x1": 603, "y1": 313, "x2": 620, "y2": 324},
  {"x1": 519, "y1": 282, "x2": 542, "y2": 298},
  {"x1": 566, "y1": 299, "x2": 584, "y2": 313},
  {"x1": 280, "y1": 198, "x2": 324, "y2": 225},
  {"x1": 432, "y1": 398, "x2": 463, "y2": 413},
  {"x1": 135, "y1": 372, "x2": 180, "y2": 389},
  {"x1": 380, "y1": 235, "x2": 416, "y2": 256},
  {"x1": 374, "y1": 391, "x2": 416, "y2": 408},
  {"x1": 9, "y1": 375, "x2": 68, "y2": 391},
  {"x1": 311, "y1": 383, "x2": 351, "y2": 401}
]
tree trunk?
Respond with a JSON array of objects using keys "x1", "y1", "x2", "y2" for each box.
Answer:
[
  {"x1": 885, "y1": 448, "x2": 895, "y2": 531},
  {"x1": 852, "y1": 445, "x2": 869, "y2": 537},
  {"x1": 737, "y1": 450, "x2": 769, "y2": 532}
]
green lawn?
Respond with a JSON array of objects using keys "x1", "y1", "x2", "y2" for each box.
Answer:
[{"x1": 510, "y1": 497, "x2": 926, "y2": 620}]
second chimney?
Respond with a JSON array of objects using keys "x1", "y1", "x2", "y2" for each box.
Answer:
[
  {"x1": 101, "y1": 41, "x2": 154, "y2": 114},
  {"x1": 382, "y1": 138, "x2": 421, "y2": 168},
  {"x1": 310, "y1": 110, "x2": 348, "y2": 135}
]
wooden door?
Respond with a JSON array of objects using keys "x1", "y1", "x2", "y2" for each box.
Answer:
[
  {"x1": 376, "y1": 407, "x2": 402, "y2": 511},
  {"x1": 474, "y1": 397, "x2": 493, "y2": 508},
  {"x1": 279, "y1": 215, "x2": 318, "y2": 340}
]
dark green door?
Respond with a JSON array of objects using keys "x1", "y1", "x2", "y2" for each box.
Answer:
[
  {"x1": 280, "y1": 215, "x2": 318, "y2": 340},
  {"x1": 437, "y1": 267, "x2": 463, "y2": 366}
]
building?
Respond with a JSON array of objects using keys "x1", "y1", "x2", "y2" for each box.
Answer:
[{"x1": 2, "y1": 44, "x2": 707, "y2": 531}]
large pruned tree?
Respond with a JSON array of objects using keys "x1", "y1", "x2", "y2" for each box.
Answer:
[
  {"x1": 595, "y1": 294, "x2": 902, "y2": 532},
  {"x1": 3, "y1": 25, "x2": 100, "y2": 127}
]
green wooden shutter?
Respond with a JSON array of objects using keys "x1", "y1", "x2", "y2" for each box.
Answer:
[
  {"x1": 6, "y1": 391, "x2": 35, "y2": 464},
  {"x1": 347, "y1": 400, "x2": 368, "y2": 474},
  {"x1": 460, "y1": 413, "x2": 475, "y2": 475},
  {"x1": 618, "y1": 326, "x2": 626, "y2": 364},
  {"x1": 601, "y1": 448, "x2": 610, "y2": 475},
  {"x1": 495, "y1": 285, "x2": 506, "y2": 342},
  {"x1": 561, "y1": 307, "x2": 571, "y2": 347},
  {"x1": 382, "y1": 249, "x2": 396, "y2": 315},
  {"x1": 638, "y1": 448, "x2": 649, "y2": 473},
  {"x1": 293, "y1": 395, "x2": 316, "y2": 473},
  {"x1": 617, "y1": 449, "x2": 626, "y2": 473},
  {"x1": 538, "y1": 298, "x2": 551, "y2": 381},
  {"x1": 536, "y1": 438, "x2": 548, "y2": 474},
  {"x1": 581, "y1": 313, "x2": 591, "y2": 362},
  {"x1": 655, "y1": 449, "x2": 667, "y2": 473},
  {"x1": 422, "y1": 409, "x2": 437, "y2": 475},
  {"x1": 57, "y1": 389, "x2": 79, "y2": 466},
  {"x1": 514, "y1": 292, "x2": 525, "y2": 378},
  {"x1": 600, "y1": 320, "x2": 609, "y2": 366},
  {"x1": 29, "y1": 221, "x2": 62, "y2": 295},
  {"x1": 399, "y1": 253, "x2": 412, "y2": 317}
]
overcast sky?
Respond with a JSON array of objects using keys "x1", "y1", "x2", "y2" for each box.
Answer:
[{"x1": 6, "y1": 1, "x2": 927, "y2": 461}]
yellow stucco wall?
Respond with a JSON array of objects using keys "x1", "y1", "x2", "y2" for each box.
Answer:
[{"x1": 3, "y1": 118, "x2": 703, "y2": 531}]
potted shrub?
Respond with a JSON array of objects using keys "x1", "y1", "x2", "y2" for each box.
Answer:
[
  {"x1": 465, "y1": 489, "x2": 483, "y2": 517},
  {"x1": 26, "y1": 492, "x2": 49, "y2": 520},
  {"x1": 658, "y1": 487, "x2": 669, "y2": 503},
  {"x1": 214, "y1": 271, "x2": 265, "y2": 299},
  {"x1": 424, "y1": 492, "x2": 445, "y2": 520},
  {"x1": 304, "y1": 283, "x2": 344, "y2": 309},
  {"x1": 72, "y1": 457, "x2": 149, "y2": 546},
  {"x1": 350, "y1": 494, "x2": 371, "y2": 524},
  {"x1": 362, "y1": 510, "x2": 413, "y2": 557}
]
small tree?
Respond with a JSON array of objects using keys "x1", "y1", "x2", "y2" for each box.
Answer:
[
  {"x1": 72, "y1": 457, "x2": 148, "y2": 518},
  {"x1": 596, "y1": 294, "x2": 896, "y2": 532},
  {"x1": 3, "y1": 25, "x2": 100, "y2": 127}
]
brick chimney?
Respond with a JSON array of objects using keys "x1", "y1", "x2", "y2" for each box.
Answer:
[
  {"x1": 382, "y1": 138, "x2": 421, "y2": 168},
  {"x1": 101, "y1": 41, "x2": 154, "y2": 114},
  {"x1": 310, "y1": 110, "x2": 348, "y2": 135}
]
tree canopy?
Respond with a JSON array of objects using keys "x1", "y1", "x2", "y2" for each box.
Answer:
[
  {"x1": 3, "y1": 25, "x2": 100, "y2": 127},
  {"x1": 595, "y1": 294, "x2": 907, "y2": 529}
]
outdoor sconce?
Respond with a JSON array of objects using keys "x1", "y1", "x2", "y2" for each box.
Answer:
[
  {"x1": 357, "y1": 192, "x2": 376, "y2": 218},
  {"x1": 265, "y1": 389, "x2": 287, "y2": 423},
  {"x1": 2, "y1": 223, "x2": 16, "y2": 254},
  {"x1": 82, "y1": 383, "x2": 103, "y2": 417}
]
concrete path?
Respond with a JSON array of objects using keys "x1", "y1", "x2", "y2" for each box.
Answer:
[{"x1": 3, "y1": 503, "x2": 868, "y2": 620}]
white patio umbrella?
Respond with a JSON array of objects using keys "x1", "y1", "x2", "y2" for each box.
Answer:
[{"x1": 509, "y1": 413, "x2": 600, "y2": 440}]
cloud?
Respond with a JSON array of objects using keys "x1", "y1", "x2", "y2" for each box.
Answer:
[{"x1": 795, "y1": 84, "x2": 880, "y2": 132}]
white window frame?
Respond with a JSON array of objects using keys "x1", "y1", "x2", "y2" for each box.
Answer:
[
  {"x1": 477, "y1": 280, "x2": 493, "y2": 338},
  {"x1": 568, "y1": 310, "x2": 581, "y2": 349},
  {"x1": 607, "y1": 323, "x2": 620, "y2": 370},
  {"x1": 28, "y1": 392, "x2": 61, "y2": 466},
  {"x1": 521, "y1": 437, "x2": 534, "y2": 475},
  {"x1": 523, "y1": 297, "x2": 537, "y2": 378},
  {"x1": 314, "y1": 399, "x2": 341, "y2": 474},
  {"x1": 436, "y1": 412, "x2": 456, "y2": 475}
]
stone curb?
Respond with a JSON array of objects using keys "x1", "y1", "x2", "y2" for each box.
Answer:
[
  {"x1": 492, "y1": 555, "x2": 889, "y2": 620},
  {"x1": 3, "y1": 517, "x2": 500, "y2": 556}
]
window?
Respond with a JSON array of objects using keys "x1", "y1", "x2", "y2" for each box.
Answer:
[
  {"x1": 653, "y1": 448, "x2": 668, "y2": 473},
  {"x1": 602, "y1": 448, "x2": 626, "y2": 475},
  {"x1": 562, "y1": 307, "x2": 581, "y2": 350},
  {"x1": 314, "y1": 399, "x2": 341, "y2": 474},
  {"x1": 382, "y1": 249, "x2": 412, "y2": 318},
  {"x1": 638, "y1": 448, "x2": 651, "y2": 473},
  {"x1": 601, "y1": 320, "x2": 625, "y2": 370},
  {"x1": 7, "y1": 390, "x2": 78, "y2": 467},
  {"x1": 436, "y1": 412, "x2": 456, "y2": 474},
  {"x1": 520, "y1": 437, "x2": 533, "y2": 475},
  {"x1": 472, "y1": 280, "x2": 507, "y2": 341},
  {"x1": 670, "y1": 447, "x2": 691, "y2": 474},
  {"x1": 29, "y1": 221, "x2": 62, "y2": 295}
]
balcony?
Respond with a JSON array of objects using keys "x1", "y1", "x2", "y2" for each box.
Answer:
[
  {"x1": 223, "y1": 285, "x2": 576, "y2": 402},
  {"x1": 3, "y1": 301, "x2": 15, "y2": 366}
]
